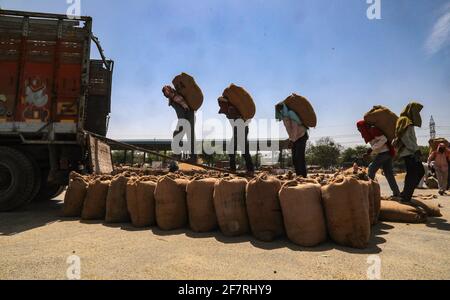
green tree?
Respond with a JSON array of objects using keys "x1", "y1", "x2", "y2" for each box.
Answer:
[
  {"x1": 340, "y1": 145, "x2": 370, "y2": 166},
  {"x1": 306, "y1": 137, "x2": 342, "y2": 168}
]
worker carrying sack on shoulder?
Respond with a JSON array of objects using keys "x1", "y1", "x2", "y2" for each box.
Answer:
[
  {"x1": 172, "y1": 73, "x2": 203, "y2": 111},
  {"x1": 364, "y1": 106, "x2": 399, "y2": 142},
  {"x1": 222, "y1": 84, "x2": 256, "y2": 121},
  {"x1": 275, "y1": 93, "x2": 317, "y2": 128},
  {"x1": 279, "y1": 179, "x2": 327, "y2": 247},
  {"x1": 246, "y1": 174, "x2": 284, "y2": 242}
]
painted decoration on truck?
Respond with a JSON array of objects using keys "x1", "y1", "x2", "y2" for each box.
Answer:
[
  {"x1": 22, "y1": 77, "x2": 50, "y2": 122},
  {"x1": 0, "y1": 94, "x2": 7, "y2": 122}
]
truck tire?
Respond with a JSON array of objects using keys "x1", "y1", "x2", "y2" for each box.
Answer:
[{"x1": 0, "y1": 147, "x2": 37, "y2": 211}]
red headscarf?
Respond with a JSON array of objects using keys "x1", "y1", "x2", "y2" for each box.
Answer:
[
  {"x1": 357, "y1": 120, "x2": 396, "y2": 157},
  {"x1": 357, "y1": 120, "x2": 383, "y2": 143}
]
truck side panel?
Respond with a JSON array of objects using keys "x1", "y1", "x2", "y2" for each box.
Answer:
[{"x1": 0, "y1": 15, "x2": 88, "y2": 127}]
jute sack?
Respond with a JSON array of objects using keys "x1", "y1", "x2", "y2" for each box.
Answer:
[
  {"x1": 372, "y1": 180, "x2": 381, "y2": 224},
  {"x1": 364, "y1": 106, "x2": 399, "y2": 142},
  {"x1": 359, "y1": 179, "x2": 381, "y2": 226},
  {"x1": 222, "y1": 84, "x2": 256, "y2": 120},
  {"x1": 276, "y1": 93, "x2": 317, "y2": 128},
  {"x1": 246, "y1": 174, "x2": 284, "y2": 242},
  {"x1": 213, "y1": 177, "x2": 250, "y2": 236},
  {"x1": 126, "y1": 178, "x2": 157, "y2": 227},
  {"x1": 81, "y1": 178, "x2": 111, "y2": 220},
  {"x1": 426, "y1": 177, "x2": 439, "y2": 189},
  {"x1": 410, "y1": 199, "x2": 442, "y2": 217},
  {"x1": 63, "y1": 172, "x2": 88, "y2": 217},
  {"x1": 105, "y1": 175, "x2": 130, "y2": 223},
  {"x1": 172, "y1": 72, "x2": 203, "y2": 111},
  {"x1": 321, "y1": 177, "x2": 371, "y2": 249},
  {"x1": 186, "y1": 177, "x2": 218, "y2": 232},
  {"x1": 379, "y1": 200, "x2": 427, "y2": 223},
  {"x1": 279, "y1": 180, "x2": 327, "y2": 247},
  {"x1": 154, "y1": 175, "x2": 188, "y2": 230},
  {"x1": 428, "y1": 138, "x2": 449, "y2": 152}
]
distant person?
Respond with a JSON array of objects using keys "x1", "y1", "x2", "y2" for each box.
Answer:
[
  {"x1": 168, "y1": 160, "x2": 179, "y2": 173},
  {"x1": 417, "y1": 162, "x2": 429, "y2": 189},
  {"x1": 357, "y1": 120, "x2": 400, "y2": 197},
  {"x1": 428, "y1": 143, "x2": 450, "y2": 195},
  {"x1": 218, "y1": 97, "x2": 254, "y2": 174},
  {"x1": 393, "y1": 102, "x2": 425, "y2": 203},
  {"x1": 276, "y1": 103, "x2": 308, "y2": 177},
  {"x1": 353, "y1": 162, "x2": 359, "y2": 175},
  {"x1": 162, "y1": 85, "x2": 196, "y2": 163}
]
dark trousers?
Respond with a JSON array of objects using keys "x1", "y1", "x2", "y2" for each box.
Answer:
[
  {"x1": 401, "y1": 155, "x2": 425, "y2": 202},
  {"x1": 368, "y1": 152, "x2": 400, "y2": 196},
  {"x1": 292, "y1": 133, "x2": 308, "y2": 178},
  {"x1": 229, "y1": 125, "x2": 254, "y2": 172},
  {"x1": 172, "y1": 102, "x2": 196, "y2": 158}
]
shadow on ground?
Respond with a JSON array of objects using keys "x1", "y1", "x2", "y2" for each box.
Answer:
[
  {"x1": 1, "y1": 198, "x2": 446, "y2": 254},
  {"x1": 0, "y1": 199, "x2": 64, "y2": 236}
]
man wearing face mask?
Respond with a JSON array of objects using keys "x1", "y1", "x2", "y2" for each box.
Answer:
[{"x1": 428, "y1": 143, "x2": 450, "y2": 195}]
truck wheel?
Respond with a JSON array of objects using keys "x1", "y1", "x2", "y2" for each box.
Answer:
[{"x1": 0, "y1": 147, "x2": 36, "y2": 211}]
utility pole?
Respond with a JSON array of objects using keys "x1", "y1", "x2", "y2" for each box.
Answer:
[{"x1": 430, "y1": 116, "x2": 436, "y2": 140}]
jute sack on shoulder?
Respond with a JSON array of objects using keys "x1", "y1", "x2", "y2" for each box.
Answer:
[
  {"x1": 321, "y1": 177, "x2": 371, "y2": 249},
  {"x1": 154, "y1": 175, "x2": 188, "y2": 230},
  {"x1": 429, "y1": 138, "x2": 449, "y2": 152},
  {"x1": 222, "y1": 84, "x2": 256, "y2": 120},
  {"x1": 379, "y1": 200, "x2": 427, "y2": 223},
  {"x1": 213, "y1": 177, "x2": 249, "y2": 236},
  {"x1": 364, "y1": 106, "x2": 399, "y2": 142},
  {"x1": 81, "y1": 178, "x2": 111, "y2": 220},
  {"x1": 186, "y1": 177, "x2": 218, "y2": 232},
  {"x1": 246, "y1": 174, "x2": 284, "y2": 242},
  {"x1": 279, "y1": 180, "x2": 327, "y2": 247},
  {"x1": 277, "y1": 93, "x2": 317, "y2": 128},
  {"x1": 63, "y1": 172, "x2": 89, "y2": 217},
  {"x1": 126, "y1": 178, "x2": 157, "y2": 227},
  {"x1": 105, "y1": 175, "x2": 130, "y2": 223},
  {"x1": 172, "y1": 72, "x2": 203, "y2": 111}
]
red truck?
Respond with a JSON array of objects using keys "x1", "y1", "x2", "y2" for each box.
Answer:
[{"x1": 0, "y1": 10, "x2": 114, "y2": 211}]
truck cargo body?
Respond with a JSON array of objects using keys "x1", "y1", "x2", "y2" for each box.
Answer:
[{"x1": 0, "y1": 10, "x2": 113, "y2": 211}]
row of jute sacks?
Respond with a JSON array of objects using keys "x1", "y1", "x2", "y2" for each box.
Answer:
[{"x1": 62, "y1": 171, "x2": 440, "y2": 249}]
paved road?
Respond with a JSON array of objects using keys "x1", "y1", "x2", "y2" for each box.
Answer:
[{"x1": 0, "y1": 176, "x2": 449, "y2": 280}]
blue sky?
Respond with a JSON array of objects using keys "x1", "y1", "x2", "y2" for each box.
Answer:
[{"x1": 1, "y1": 0, "x2": 449, "y2": 146}]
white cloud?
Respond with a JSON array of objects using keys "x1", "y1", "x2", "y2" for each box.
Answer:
[{"x1": 425, "y1": 3, "x2": 450, "y2": 55}]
